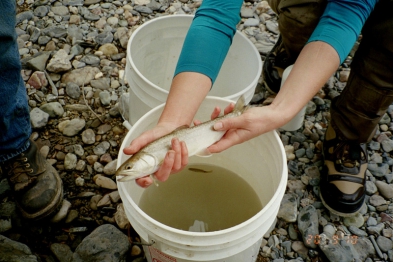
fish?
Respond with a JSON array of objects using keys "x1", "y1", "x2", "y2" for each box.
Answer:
[
  {"x1": 188, "y1": 167, "x2": 212, "y2": 173},
  {"x1": 116, "y1": 96, "x2": 249, "y2": 182}
]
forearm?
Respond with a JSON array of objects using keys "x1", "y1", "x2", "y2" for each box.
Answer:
[
  {"x1": 270, "y1": 41, "x2": 340, "y2": 125},
  {"x1": 157, "y1": 72, "x2": 212, "y2": 128}
]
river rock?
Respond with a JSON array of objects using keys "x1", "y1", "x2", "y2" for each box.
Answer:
[{"x1": 72, "y1": 224, "x2": 130, "y2": 262}]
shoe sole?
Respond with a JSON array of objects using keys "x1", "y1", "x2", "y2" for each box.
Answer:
[
  {"x1": 319, "y1": 190, "x2": 362, "y2": 217},
  {"x1": 18, "y1": 166, "x2": 64, "y2": 220}
]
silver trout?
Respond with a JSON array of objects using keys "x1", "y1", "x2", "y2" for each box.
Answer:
[{"x1": 116, "y1": 96, "x2": 248, "y2": 182}]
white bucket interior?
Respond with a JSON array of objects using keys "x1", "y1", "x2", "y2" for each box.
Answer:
[
  {"x1": 117, "y1": 97, "x2": 287, "y2": 262},
  {"x1": 126, "y1": 14, "x2": 262, "y2": 125}
]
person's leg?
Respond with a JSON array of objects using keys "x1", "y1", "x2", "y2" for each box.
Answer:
[
  {"x1": 0, "y1": 0, "x2": 31, "y2": 160},
  {"x1": 321, "y1": 0, "x2": 393, "y2": 216},
  {"x1": 264, "y1": 0, "x2": 327, "y2": 93},
  {"x1": 0, "y1": 0, "x2": 63, "y2": 220}
]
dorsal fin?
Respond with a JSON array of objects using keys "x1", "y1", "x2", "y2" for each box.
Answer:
[{"x1": 234, "y1": 95, "x2": 246, "y2": 112}]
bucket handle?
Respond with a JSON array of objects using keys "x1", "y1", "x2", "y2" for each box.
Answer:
[{"x1": 133, "y1": 239, "x2": 155, "y2": 246}]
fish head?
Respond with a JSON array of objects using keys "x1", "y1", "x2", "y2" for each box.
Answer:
[{"x1": 116, "y1": 153, "x2": 159, "y2": 182}]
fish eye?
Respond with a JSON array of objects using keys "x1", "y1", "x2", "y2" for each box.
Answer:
[{"x1": 126, "y1": 166, "x2": 131, "y2": 170}]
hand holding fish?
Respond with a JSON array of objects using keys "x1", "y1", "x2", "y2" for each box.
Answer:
[
  {"x1": 117, "y1": 100, "x2": 239, "y2": 187},
  {"x1": 208, "y1": 104, "x2": 290, "y2": 153},
  {"x1": 122, "y1": 124, "x2": 189, "y2": 187}
]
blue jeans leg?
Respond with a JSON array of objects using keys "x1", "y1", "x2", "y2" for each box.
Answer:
[{"x1": 0, "y1": 0, "x2": 31, "y2": 162}]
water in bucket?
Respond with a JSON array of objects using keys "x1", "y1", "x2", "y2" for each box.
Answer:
[{"x1": 138, "y1": 163, "x2": 263, "y2": 232}]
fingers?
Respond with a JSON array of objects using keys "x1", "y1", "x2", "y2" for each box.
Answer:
[
  {"x1": 137, "y1": 138, "x2": 189, "y2": 187},
  {"x1": 213, "y1": 116, "x2": 241, "y2": 131},
  {"x1": 135, "y1": 176, "x2": 153, "y2": 188},
  {"x1": 210, "y1": 106, "x2": 221, "y2": 120},
  {"x1": 224, "y1": 102, "x2": 235, "y2": 115},
  {"x1": 123, "y1": 131, "x2": 153, "y2": 155},
  {"x1": 208, "y1": 132, "x2": 239, "y2": 153},
  {"x1": 155, "y1": 150, "x2": 175, "y2": 181}
]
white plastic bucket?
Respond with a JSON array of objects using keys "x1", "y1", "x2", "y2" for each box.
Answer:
[
  {"x1": 279, "y1": 65, "x2": 306, "y2": 131},
  {"x1": 117, "y1": 97, "x2": 288, "y2": 262},
  {"x1": 126, "y1": 15, "x2": 262, "y2": 125}
]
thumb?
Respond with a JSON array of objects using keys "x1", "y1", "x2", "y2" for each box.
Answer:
[
  {"x1": 123, "y1": 132, "x2": 151, "y2": 155},
  {"x1": 213, "y1": 116, "x2": 243, "y2": 131}
]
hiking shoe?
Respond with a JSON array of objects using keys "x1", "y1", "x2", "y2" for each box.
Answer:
[
  {"x1": 319, "y1": 125, "x2": 367, "y2": 217},
  {"x1": 0, "y1": 140, "x2": 63, "y2": 220},
  {"x1": 262, "y1": 35, "x2": 294, "y2": 94}
]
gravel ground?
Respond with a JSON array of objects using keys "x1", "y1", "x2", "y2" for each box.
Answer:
[{"x1": 1, "y1": 1, "x2": 393, "y2": 262}]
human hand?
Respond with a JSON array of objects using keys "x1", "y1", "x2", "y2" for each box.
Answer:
[
  {"x1": 208, "y1": 105, "x2": 288, "y2": 153},
  {"x1": 122, "y1": 102, "x2": 236, "y2": 188},
  {"x1": 123, "y1": 123, "x2": 189, "y2": 187}
]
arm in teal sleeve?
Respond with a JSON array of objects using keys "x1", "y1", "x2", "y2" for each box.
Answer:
[
  {"x1": 174, "y1": 0, "x2": 243, "y2": 84},
  {"x1": 307, "y1": 0, "x2": 378, "y2": 64}
]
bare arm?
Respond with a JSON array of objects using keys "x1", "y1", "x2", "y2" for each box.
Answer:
[
  {"x1": 209, "y1": 41, "x2": 340, "y2": 152},
  {"x1": 123, "y1": 72, "x2": 212, "y2": 187}
]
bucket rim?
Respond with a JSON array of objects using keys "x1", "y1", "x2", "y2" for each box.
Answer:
[
  {"x1": 126, "y1": 14, "x2": 262, "y2": 99},
  {"x1": 117, "y1": 96, "x2": 288, "y2": 238},
  {"x1": 127, "y1": 14, "x2": 195, "y2": 94}
]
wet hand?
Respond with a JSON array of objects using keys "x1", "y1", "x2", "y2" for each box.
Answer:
[
  {"x1": 208, "y1": 105, "x2": 287, "y2": 153},
  {"x1": 123, "y1": 124, "x2": 189, "y2": 187}
]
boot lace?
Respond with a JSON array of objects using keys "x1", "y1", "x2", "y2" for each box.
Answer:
[
  {"x1": 3, "y1": 153, "x2": 35, "y2": 189},
  {"x1": 333, "y1": 142, "x2": 366, "y2": 170}
]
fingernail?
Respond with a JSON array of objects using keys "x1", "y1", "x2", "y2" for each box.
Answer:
[
  {"x1": 214, "y1": 122, "x2": 223, "y2": 130},
  {"x1": 143, "y1": 180, "x2": 152, "y2": 187}
]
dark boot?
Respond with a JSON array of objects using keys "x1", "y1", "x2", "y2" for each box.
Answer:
[
  {"x1": 320, "y1": 125, "x2": 367, "y2": 217},
  {"x1": 1, "y1": 140, "x2": 63, "y2": 220},
  {"x1": 264, "y1": 0, "x2": 327, "y2": 94}
]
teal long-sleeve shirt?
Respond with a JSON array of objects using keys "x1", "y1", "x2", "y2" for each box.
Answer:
[{"x1": 174, "y1": 0, "x2": 378, "y2": 84}]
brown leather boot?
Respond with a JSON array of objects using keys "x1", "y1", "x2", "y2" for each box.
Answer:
[
  {"x1": 1, "y1": 140, "x2": 63, "y2": 220},
  {"x1": 320, "y1": 125, "x2": 367, "y2": 217}
]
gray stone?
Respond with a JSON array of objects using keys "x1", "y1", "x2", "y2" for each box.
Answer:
[
  {"x1": 26, "y1": 52, "x2": 51, "y2": 71},
  {"x1": 352, "y1": 237, "x2": 376, "y2": 261},
  {"x1": 34, "y1": 6, "x2": 49, "y2": 17},
  {"x1": 99, "y1": 90, "x2": 111, "y2": 106},
  {"x1": 369, "y1": 194, "x2": 387, "y2": 206},
  {"x1": 72, "y1": 224, "x2": 130, "y2": 262},
  {"x1": 343, "y1": 212, "x2": 364, "y2": 228},
  {"x1": 81, "y1": 129, "x2": 96, "y2": 145},
  {"x1": 376, "y1": 236, "x2": 393, "y2": 253},
  {"x1": 134, "y1": 5, "x2": 153, "y2": 14},
  {"x1": 47, "y1": 49, "x2": 72, "y2": 73},
  {"x1": 375, "y1": 180, "x2": 393, "y2": 199},
  {"x1": 381, "y1": 139, "x2": 393, "y2": 152},
  {"x1": 297, "y1": 205, "x2": 319, "y2": 249},
  {"x1": 368, "y1": 163, "x2": 389, "y2": 177},
  {"x1": 93, "y1": 141, "x2": 110, "y2": 156},
  {"x1": 62, "y1": 118, "x2": 86, "y2": 136},
  {"x1": 348, "y1": 226, "x2": 368, "y2": 237},
  {"x1": 0, "y1": 235, "x2": 38, "y2": 262},
  {"x1": 30, "y1": 108, "x2": 49, "y2": 128},
  {"x1": 66, "y1": 82, "x2": 81, "y2": 99},
  {"x1": 365, "y1": 181, "x2": 378, "y2": 195},
  {"x1": 51, "y1": 6, "x2": 70, "y2": 16},
  {"x1": 40, "y1": 102, "x2": 64, "y2": 118},
  {"x1": 95, "y1": 31, "x2": 114, "y2": 45},
  {"x1": 16, "y1": 11, "x2": 34, "y2": 24},
  {"x1": 318, "y1": 234, "x2": 355, "y2": 262},
  {"x1": 80, "y1": 54, "x2": 100, "y2": 66},
  {"x1": 50, "y1": 243, "x2": 73, "y2": 262},
  {"x1": 61, "y1": 66, "x2": 101, "y2": 86},
  {"x1": 277, "y1": 193, "x2": 298, "y2": 222}
]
